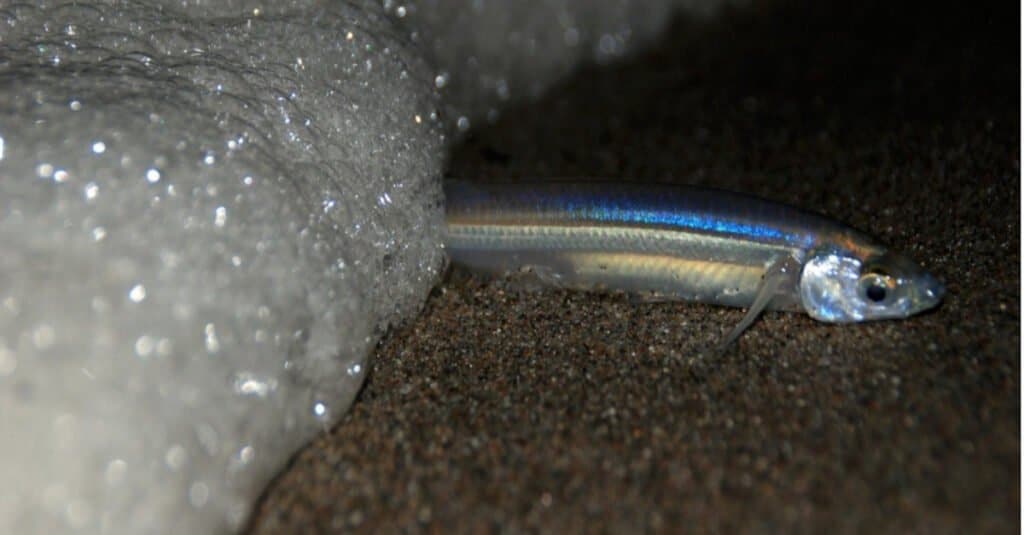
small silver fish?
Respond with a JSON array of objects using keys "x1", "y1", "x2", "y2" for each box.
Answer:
[{"x1": 442, "y1": 180, "x2": 944, "y2": 345}]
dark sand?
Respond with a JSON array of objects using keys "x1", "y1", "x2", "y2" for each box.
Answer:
[{"x1": 249, "y1": 1, "x2": 1019, "y2": 532}]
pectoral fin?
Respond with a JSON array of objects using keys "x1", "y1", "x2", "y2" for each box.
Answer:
[{"x1": 719, "y1": 256, "x2": 802, "y2": 350}]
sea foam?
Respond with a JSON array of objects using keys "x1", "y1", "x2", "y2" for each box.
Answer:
[{"x1": 0, "y1": 0, "x2": 716, "y2": 531}]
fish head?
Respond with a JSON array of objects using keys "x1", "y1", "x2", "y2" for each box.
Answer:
[{"x1": 799, "y1": 246, "x2": 944, "y2": 323}]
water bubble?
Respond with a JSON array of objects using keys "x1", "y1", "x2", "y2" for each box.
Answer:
[
  {"x1": 134, "y1": 336, "x2": 155, "y2": 357},
  {"x1": 128, "y1": 284, "x2": 146, "y2": 303},
  {"x1": 104, "y1": 460, "x2": 127, "y2": 486},
  {"x1": 164, "y1": 445, "x2": 187, "y2": 471},
  {"x1": 434, "y1": 72, "x2": 449, "y2": 89},
  {"x1": 36, "y1": 163, "x2": 53, "y2": 178},
  {"x1": 238, "y1": 446, "x2": 255, "y2": 464},
  {"x1": 204, "y1": 323, "x2": 220, "y2": 354},
  {"x1": 496, "y1": 79, "x2": 510, "y2": 100},
  {"x1": 598, "y1": 33, "x2": 621, "y2": 57},
  {"x1": 214, "y1": 206, "x2": 227, "y2": 227},
  {"x1": 232, "y1": 372, "x2": 276, "y2": 398}
]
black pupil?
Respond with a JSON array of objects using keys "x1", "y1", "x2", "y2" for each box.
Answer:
[{"x1": 866, "y1": 284, "x2": 887, "y2": 302}]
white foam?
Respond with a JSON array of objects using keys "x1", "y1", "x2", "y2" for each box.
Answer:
[
  {"x1": 0, "y1": 1, "x2": 444, "y2": 531},
  {"x1": 398, "y1": 0, "x2": 720, "y2": 129},
  {"x1": 0, "y1": 0, "x2": 718, "y2": 532}
]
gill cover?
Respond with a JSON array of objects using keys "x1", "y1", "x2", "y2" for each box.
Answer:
[{"x1": 799, "y1": 250, "x2": 864, "y2": 322}]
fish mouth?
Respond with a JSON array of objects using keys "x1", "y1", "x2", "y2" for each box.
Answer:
[{"x1": 911, "y1": 275, "x2": 945, "y2": 313}]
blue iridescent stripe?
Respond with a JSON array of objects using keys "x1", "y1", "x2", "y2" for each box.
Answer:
[{"x1": 555, "y1": 194, "x2": 811, "y2": 247}]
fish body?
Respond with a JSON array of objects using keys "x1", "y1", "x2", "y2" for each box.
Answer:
[{"x1": 442, "y1": 180, "x2": 943, "y2": 339}]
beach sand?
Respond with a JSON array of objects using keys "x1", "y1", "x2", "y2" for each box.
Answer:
[{"x1": 249, "y1": 1, "x2": 1019, "y2": 531}]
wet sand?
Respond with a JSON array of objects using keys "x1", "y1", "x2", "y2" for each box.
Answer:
[{"x1": 249, "y1": 1, "x2": 1019, "y2": 532}]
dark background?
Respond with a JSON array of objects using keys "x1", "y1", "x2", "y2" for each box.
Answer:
[{"x1": 251, "y1": 1, "x2": 1019, "y2": 532}]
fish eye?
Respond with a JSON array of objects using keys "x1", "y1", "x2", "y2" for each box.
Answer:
[
  {"x1": 865, "y1": 283, "x2": 887, "y2": 302},
  {"x1": 860, "y1": 270, "x2": 891, "y2": 303}
]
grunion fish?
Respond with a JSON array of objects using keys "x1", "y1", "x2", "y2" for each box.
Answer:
[{"x1": 442, "y1": 180, "x2": 944, "y2": 345}]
